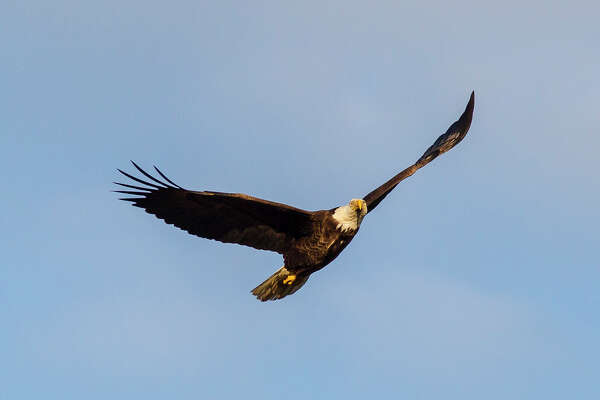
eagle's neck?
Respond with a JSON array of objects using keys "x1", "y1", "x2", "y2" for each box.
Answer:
[{"x1": 332, "y1": 205, "x2": 362, "y2": 233}]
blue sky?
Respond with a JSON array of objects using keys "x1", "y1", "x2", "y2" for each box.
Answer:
[{"x1": 1, "y1": 1, "x2": 598, "y2": 399}]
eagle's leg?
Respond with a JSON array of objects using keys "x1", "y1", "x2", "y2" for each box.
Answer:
[{"x1": 251, "y1": 267, "x2": 309, "y2": 301}]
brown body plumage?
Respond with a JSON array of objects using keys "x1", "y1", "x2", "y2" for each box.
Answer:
[{"x1": 115, "y1": 92, "x2": 475, "y2": 301}]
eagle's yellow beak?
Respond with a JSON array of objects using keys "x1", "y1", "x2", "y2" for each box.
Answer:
[{"x1": 350, "y1": 199, "x2": 366, "y2": 214}]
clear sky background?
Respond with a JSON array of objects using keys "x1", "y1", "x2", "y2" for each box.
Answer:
[{"x1": 1, "y1": 1, "x2": 598, "y2": 399}]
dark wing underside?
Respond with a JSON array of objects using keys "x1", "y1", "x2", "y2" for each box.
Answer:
[
  {"x1": 363, "y1": 91, "x2": 475, "y2": 213},
  {"x1": 115, "y1": 162, "x2": 315, "y2": 253}
]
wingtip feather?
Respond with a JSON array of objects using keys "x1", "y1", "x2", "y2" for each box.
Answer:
[
  {"x1": 130, "y1": 161, "x2": 174, "y2": 188},
  {"x1": 461, "y1": 91, "x2": 475, "y2": 121},
  {"x1": 117, "y1": 167, "x2": 163, "y2": 189},
  {"x1": 153, "y1": 165, "x2": 184, "y2": 189}
]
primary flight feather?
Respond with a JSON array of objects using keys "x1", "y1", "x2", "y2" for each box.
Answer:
[{"x1": 115, "y1": 91, "x2": 475, "y2": 301}]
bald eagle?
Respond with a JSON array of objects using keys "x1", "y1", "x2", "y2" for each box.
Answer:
[{"x1": 115, "y1": 92, "x2": 474, "y2": 301}]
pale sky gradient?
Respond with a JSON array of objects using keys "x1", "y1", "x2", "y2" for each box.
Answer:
[{"x1": 2, "y1": 1, "x2": 599, "y2": 399}]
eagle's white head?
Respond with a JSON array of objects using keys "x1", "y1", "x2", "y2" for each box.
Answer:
[{"x1": 333, "y1": 198, "x2": 367, "y2": 232}]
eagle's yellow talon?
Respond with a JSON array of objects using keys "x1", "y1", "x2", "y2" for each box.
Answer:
[{"x1": 283, "y1": 275, "x2": 296, "y2": 285}]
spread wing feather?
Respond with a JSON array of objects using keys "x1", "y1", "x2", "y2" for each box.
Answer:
[
  {"x1": 115, "y1": 162, "x2": 315, "y2": 253},
  {"x1": 363, "y1": 91, "x2": 475, "y2": 213}
]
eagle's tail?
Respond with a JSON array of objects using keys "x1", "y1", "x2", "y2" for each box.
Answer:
[{"x1": 251, "y1": 266, "x2": 309, "y2": 301}]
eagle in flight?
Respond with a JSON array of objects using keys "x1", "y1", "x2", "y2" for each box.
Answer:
[{"x1": 115, "y1": 92, "x2": 475, "y2": 301}]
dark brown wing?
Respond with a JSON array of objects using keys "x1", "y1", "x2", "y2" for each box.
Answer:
[
  {"x1": 115, "y1": 162, "x2": 315, "y2": 253},
  {"x1": 363, "y1": 91, "x2": 475, "y2": 213}
]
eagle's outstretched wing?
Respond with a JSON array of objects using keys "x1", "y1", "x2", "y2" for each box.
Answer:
[
  {"x1": 363, "y1": 91, "x2": 475, "y2": 213},
  {"x1": 115, "y1": 162, "x2": 315, "y2": 253}
]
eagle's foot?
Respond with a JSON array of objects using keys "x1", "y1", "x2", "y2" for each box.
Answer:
[{"x1": 283, "y1": 275, "x2": 296, "y2": 285}]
